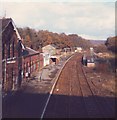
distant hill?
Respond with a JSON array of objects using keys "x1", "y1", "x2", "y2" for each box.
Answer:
[{"x1": 90, "y1": 40, "x2": 106, "y2": 45}]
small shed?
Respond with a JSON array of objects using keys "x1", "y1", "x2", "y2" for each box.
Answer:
[{"x1": 42, "y1": 44, "x2": 58, "y2": 66}]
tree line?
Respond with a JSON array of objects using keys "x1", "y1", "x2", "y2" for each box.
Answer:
[
  {"x1": 17, "y1": 27, "x2": 92, "y2": 51},
  {"x1": 17, "y1": 27, "x2": 117, "y2": 54}
]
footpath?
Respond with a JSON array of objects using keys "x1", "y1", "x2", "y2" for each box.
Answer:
[{"x1": 21, "y1": 55, "x2": 70, "y2": 94}]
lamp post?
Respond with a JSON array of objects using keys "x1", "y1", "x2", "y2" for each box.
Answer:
[{"x1": 39, "y1": 42, "x2": 42, "y2": 81}]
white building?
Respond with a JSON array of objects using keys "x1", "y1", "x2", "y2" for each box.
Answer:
[{"x1": 42, "y1": 44, "x2": 58, "y2": 66}]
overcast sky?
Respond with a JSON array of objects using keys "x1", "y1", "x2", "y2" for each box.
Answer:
[{"x1": 0, "y1": 0, "x2": 116, "y2": 40}]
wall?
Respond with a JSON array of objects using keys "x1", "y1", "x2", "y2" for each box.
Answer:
[
  {"x1": 2, "y1": 23, "x2": 20, "y2": 92},
  {"x1": 22, "y1": 53, "x2": 43, "y2": 79}
]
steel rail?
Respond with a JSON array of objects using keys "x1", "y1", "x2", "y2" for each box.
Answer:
[
  {"x1": 77, "y1": 57, "x2": 113, "y2": 117},
  {"x1": 83, "y1": 68, "x2": 115, "y2": 115},
  {"x1": 40, "y1": 54, "x2": 75, "y2": 119},
  {"x1": 76, "y1": 55, "x2": 107, "y2": 118}
]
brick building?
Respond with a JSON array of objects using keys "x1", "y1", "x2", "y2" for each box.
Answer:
[
  {"x1": 22, "y1": 47, "x2": 43, "y2": 79},
  {"x1": 1, "y1": 18, "x2": 42, "y2": 93},
  {"x1": 1, "y1": 18, "x2": 24, "y2": 92}
]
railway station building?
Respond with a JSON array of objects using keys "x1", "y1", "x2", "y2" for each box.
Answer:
[{"x1": 1, "y1": 18, "x2": 41, "y2": 93}]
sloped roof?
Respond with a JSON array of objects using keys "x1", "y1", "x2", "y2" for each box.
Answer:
[
  {"x1": 0, "y1": 18, "x2": 21, "y2": 39},
  {"x1": 0, "y1": 18, "x2": 12, "y2": 33},
  {"x1": 22, "y1": 47, "x2": 39, "y2": 56},
  {"x1": 51, "y1": 44, "x2": 59, "y2": 49},
  {"x1": 42, "y1": 44, "x2": 59, "y2": 49},
  {"x1": 1, "y1": 18, "x2": 39, "y2": 57},
  {"x1": 26, "y1": 47, "x2": 39, "y2": 55}
]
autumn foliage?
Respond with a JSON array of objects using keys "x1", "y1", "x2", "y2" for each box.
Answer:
[{"x1": 17, "y1": 27, "x2": 92, "y2": 51}]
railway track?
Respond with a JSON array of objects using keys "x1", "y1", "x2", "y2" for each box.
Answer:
[
  {"x1": 76, "y1": 57, "x2": 114, "y2": 118},
  {"x1": 40, "y1": 54, "x2": 75, "y2": 119},
  {"x1": 41, "y1": 53, "x2": 115, "y2": 119},
  {"x1": 82, "y1": 67, "x2": 115, "y2": 117}
]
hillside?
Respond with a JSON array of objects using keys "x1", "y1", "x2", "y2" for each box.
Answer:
[{"x1": 17, "y1": 27, "x2": 92, "y2": 51}]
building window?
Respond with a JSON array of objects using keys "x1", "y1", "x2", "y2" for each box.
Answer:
[
  {"x1": 2, "y1": 43, "x2": 5, "y2": 59},
  {"x1": 7, "y1": 42, "x2": 10, "y2": 58},
  {"x1": 12, "y1": 41, "x2": 14, "y2": 57}
]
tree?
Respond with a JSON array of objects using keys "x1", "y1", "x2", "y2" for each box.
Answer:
[
  {"x1": 94, "y1": 44, "x2": 108, "y2": 53},
  {"x1": 24, "y1": 35, "x2": 31, "y2": 47},
  {"x1": 105, "y1": 36, "x2": 117, "y2": 53}
]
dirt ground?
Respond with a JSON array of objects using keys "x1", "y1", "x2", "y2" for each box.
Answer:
[{"x1": 83, "y1": 51, "x2": 116, "y2": 97}]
